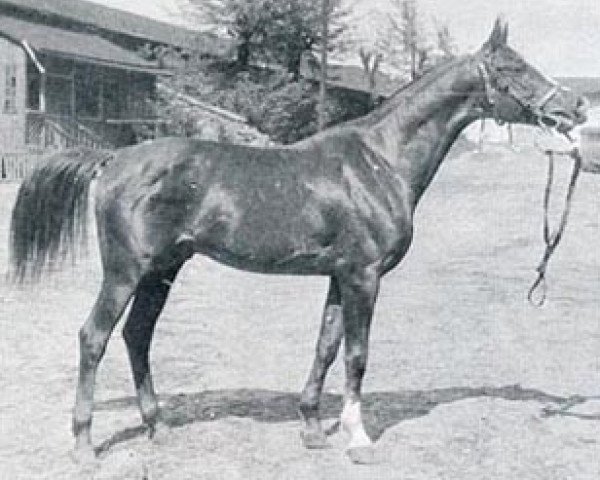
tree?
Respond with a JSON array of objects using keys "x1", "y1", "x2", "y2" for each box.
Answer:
[
  {"x1": 358, "y1": 47, "x2": 383, "y2": 107},
  {"x1": 269, "y1": 0, "x2": 349, "y2": 79},
  {"x1": 436, "y1": 23, "x2": 457, "y2": 59},
  {"x1": 191, "y1": 0, "x2": 275, "y2": 69},
  {"x1": 398, "y1": 0, "x2": 419, "y2": 79},
  {"x1": 188, "y1": 0, "x2": 349, "y2": 79},
  {"x1": 385, "y1": 0, "x2": 432, "y2": 80},
  {"x1": 348, "y1": 1, "x2": 458, "y2": 83},
  {"x1": 318, "y1": 0, "x2": 329, "y2": 130}
]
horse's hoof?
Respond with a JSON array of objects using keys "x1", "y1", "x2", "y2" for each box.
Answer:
[
  {"x1": 300, "y1": 429, "x2": 330, "y2": 449},
  {"x1": 346, "y1": 445, "x2": 376, "y2": 464}
]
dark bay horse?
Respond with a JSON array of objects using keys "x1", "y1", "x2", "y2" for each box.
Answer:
[{"x1": 9, "y1": 19, "x2": 587, "y2": 464}]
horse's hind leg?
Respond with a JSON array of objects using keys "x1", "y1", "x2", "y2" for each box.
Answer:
[
  {"x1": 72, "y1": 274, "x2": 137, "y2": 460},
  {"x1": 122, "y1": 264, "x2": 183, "y2": 438},
  {"x1": 299, "y1": 277, "x2": 343, "y2": 449}
]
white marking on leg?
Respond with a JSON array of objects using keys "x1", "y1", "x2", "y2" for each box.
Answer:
[{"x1": 340, "y1": 399, "x2": 372, "y2": 449}]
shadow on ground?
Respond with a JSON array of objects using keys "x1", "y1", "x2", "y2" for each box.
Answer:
[{"x1": 94, "y1": 384, "x2": 595, "y2": 456}]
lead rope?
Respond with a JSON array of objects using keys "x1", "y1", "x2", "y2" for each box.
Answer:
[{"x1": 527, "y1": 148, "x2": 581, "y2": 306}]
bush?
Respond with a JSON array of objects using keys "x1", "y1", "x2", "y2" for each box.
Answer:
[
  {"x1": 156, "y1": 60, "x2": 373, "y2": 145},
  {"x1": 252, "y1": 80, "x2": 318, "y2": 143}
]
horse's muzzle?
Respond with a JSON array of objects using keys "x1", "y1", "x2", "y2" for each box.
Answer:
[{"x1": 544, "y1": 95, "x2": 589, "y2": 134}]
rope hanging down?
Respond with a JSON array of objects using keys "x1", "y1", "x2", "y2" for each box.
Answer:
[{"x1": 528, "y1": 148, "x2": 581, "y2": 306}]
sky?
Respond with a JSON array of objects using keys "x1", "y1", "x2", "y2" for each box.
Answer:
[{"x1": 88, "y1": 0, "x2": 600, "y2": 77}]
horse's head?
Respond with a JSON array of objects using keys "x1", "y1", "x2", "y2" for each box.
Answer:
[{"x1": 475, "y1": 18, "x2": 588, "y2": 135}]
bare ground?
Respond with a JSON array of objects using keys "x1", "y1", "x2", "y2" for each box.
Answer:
[{"x1": 1, "y1": 147, "x2": 600, "y2": 479}]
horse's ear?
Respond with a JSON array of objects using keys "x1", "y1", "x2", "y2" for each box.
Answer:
[{"x1": 485, "y1": 17, "x2": 508, "y2": 51}]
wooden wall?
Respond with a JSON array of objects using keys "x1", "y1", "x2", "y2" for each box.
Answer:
[{"x1": 0, "y1": 37, "x2": 26, "y2": 152}]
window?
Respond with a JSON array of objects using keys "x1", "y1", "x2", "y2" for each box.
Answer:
[
  {"x1": 4, "y1": 64, "x2": 17, "y2": 114},
  {"x1": 27, "y1": 62, "x2": 40, "y2": 111}
]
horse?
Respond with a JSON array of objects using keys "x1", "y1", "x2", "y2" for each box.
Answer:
[{"x1": 8, "y1": 18, "x2": 587, "y2": 464}]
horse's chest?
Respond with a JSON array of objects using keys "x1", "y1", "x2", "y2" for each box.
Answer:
[
  {"x1": 380, "y1": 227, "x2": 413, "y2": 271},
  {"x1": 342, "y1": 166, "x2": 410, "y2": 249}
]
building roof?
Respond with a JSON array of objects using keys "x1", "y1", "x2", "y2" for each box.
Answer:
[
  {"x1": 308, "y1": 70, "x2": 600, "y2": 102},
  {"x1": 302, "y1": 62, "x2": 401, "y2": 98},
  {"x1": 0, "y1": 15, "x2": 168, "y2": 73},
  {"x1": 0, "y1": 0, "x2": 232, "y2": 55}
]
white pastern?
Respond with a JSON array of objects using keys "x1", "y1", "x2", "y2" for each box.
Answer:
[{"x1": 340, "y1": 399, "x2": 373, "y2": 449}]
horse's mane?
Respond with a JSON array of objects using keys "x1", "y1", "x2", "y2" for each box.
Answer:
[
  {"x1": 349, "y1": 54, "x2": 472, "y2": 128},
  {"x1": 291, "y1": 54, "x2": 474, "y2": 146}
]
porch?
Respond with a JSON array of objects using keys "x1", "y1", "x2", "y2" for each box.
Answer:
[{"x1": 0, "y1": 14, "x2": 170, "y2": 158}]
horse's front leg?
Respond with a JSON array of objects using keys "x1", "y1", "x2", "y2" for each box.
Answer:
[
  {"x1": 299, "y1": 277, "x2": 343, "y2": 448},
  {"x1": 339, "y1": 267, "x2": 379, "y2": 464}
]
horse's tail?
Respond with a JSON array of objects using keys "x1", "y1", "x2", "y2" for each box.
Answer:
[{"x1": 9, "y1": 148, "x2": 112, "y2": 281}]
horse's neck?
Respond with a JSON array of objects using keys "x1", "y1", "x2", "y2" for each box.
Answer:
[{"x1": 363, "y1": 56, "x2": 481, "y2": 208}]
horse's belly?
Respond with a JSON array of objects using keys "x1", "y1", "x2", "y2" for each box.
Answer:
[
  {"x1": 187, "y1": 183, "x2": 342, "y2": 274},
  {"x1": 198, "y1": 240, "x2": 335, "y2": 275}
]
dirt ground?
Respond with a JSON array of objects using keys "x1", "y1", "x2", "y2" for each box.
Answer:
[{"x1": 2, "y1": 146, "x2": 600, "y2": 479}]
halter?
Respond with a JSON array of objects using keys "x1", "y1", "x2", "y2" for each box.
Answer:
[{"x1": 477, "y1": 61, "x2": 561, "y2": 125}]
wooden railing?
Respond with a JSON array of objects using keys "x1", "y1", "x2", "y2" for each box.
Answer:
[
  {"x1": 0, "y1": 113, "x2": 112, "y2": 181},
  {"x1": 0, "y1": 150, "x2": 45, "y2": 181},
  {"x1": 26, "y1": 111, "x2": 110, "y2": 150}
]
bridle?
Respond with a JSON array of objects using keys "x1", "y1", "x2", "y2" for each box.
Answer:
[
  {"x1": 477, "y1": 60, "x2": 581, "y2": 306},
  {"x1": 477, "y1": 61, "x2": 562, "y2": 127}
]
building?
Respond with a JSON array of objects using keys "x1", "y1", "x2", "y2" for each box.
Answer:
[
  {"x1": 0, "y1": 0, "x2": 231, "y2": 54},
  {"x1": 0, "y1": 0, "x2": 230, "y2": 178}
]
